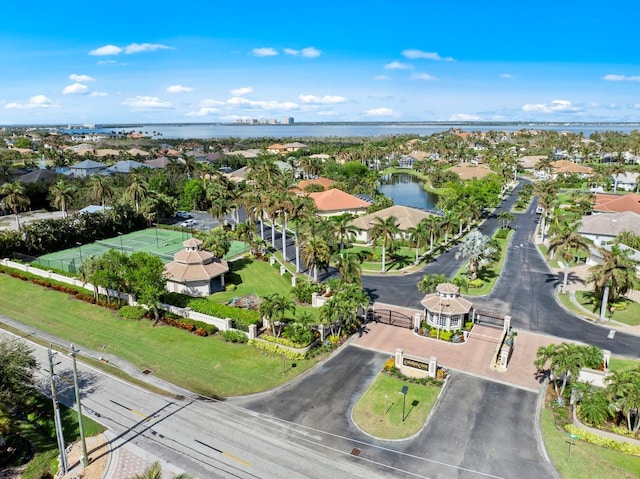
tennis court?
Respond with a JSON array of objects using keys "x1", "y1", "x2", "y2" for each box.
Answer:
[{"x1": 34, "y1": 227, "x2": 249, "y2": 273}]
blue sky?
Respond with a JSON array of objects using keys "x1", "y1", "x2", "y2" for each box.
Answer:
[{"x1": 2, "y1": 0, "x2": 640, "y2": 124}]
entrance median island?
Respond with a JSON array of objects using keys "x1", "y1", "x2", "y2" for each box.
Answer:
[{"x1": 352, "y1": 364, "x2": 442, "y2": 440}]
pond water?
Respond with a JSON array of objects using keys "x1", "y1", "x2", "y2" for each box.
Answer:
[{"x1": 378, "y1": 173, "x2": 439, "y2": 210}]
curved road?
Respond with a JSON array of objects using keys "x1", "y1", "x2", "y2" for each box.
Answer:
[{"x1": 362, "y1": 180, "x2": 640, "y2": 358}]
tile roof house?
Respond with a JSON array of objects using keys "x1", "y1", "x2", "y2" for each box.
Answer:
[
  {"x1": 349, "y1": 205, "x2": 434, "y2": 243},
  {"x1": 127, "y1": 148, "x2": 150, "y2": 158},
  {"x1": 448, "y1": 163, "x2": 493, "y2": 180},
  {"x1": 69, "y1": 159, "x2": 108, "y2": 177},
  {"x1": 291, "y1": 177, "x2": 336, "y2": 193},
  {"x1": 107, "y1": 160, "x2": 150, "y2": 174},
  {"x1": 550, "y1": 160, "x2": 594, "y2": 178},
  {"x1": 267, "y1": 143, "x2": 288, "y2": 155},
  {"x1": 144, "y1": 157, "x2": 173, "y2": 168},
  {"x1": 307, "y1": 188, "x2": 372, "y2": 217},
  {"x1": 18, "y1": 169, "x2": 57, "y2": 184},
  {"x1": 593, "y1": 193, "x2": 640, "y2": 215},
  {"x1": 420, "y1": 283, "x2": 473, "y2": 332},
  {"x1": 283, "y1": 142, "x2": 309, "y2": 152},
  {"x1": 164, "y1": 238, "x2": 229, "y2": 297},
  {"x1": 518, "y1": 155, "x2": 547, "y2": 171},
  {"x1": 578, "y1": 211, "x2": 640, "y2": 247}
]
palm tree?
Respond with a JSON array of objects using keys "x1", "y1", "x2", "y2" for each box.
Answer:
[
  {"x1": 606, "y1": 369, "x2": 640, "y2": 433},
  {"x1": 455, "y1": 230, "x2": 496, "y2": 280},
  {"x1": 587, "y1": 245, "x2": 639, "y2": 321},
  {"x1": 132, "y1": 461, "x2": 194, "y2": 479},
  {"x1": 547, "y1": 220, "x2": 592, "y2": 294},
  {"x1": 407, "y1": 220, "x2": 430, "y2": 265},
  {"x1": 369, "y1": 215, "x2": 399, "y2": 273},
  {"x1": 125, "y1": 176, "x2": 148, "y2": 214},
  {"x1": 329, "y1": 214, "x2": 358, "y2": 252},
  {"x1": 48, "y1": 179, "x2": 74, "y2": 219},
  {"x1": 497, "y1": 211, "x2": 516, "y2": 229},
  {"x1": 416, "y1": 273, "x2": 447, "y2": 293},
  {"x1": 0, "y1": 181, "x2": 30, "y2": 229},
  {"x1": 300, "y1": 236, "x2": 330, "y2": 282},
  {"x1": 334, "y1": 253, "x2": 362, "y2": 286},
  {"x1": 89, "y1": 175, "x2": 113, "y2": 209},
  {"x1": 534, "y1": 179, "x2": 558, "y2": 241},
  {"x1": 534, "y1": 342, "x2": 584, "y2": 397},
  {"x1": 424, "y1": 215, "x2": 442, "y2": 252},
  {"x1": 573, "y1": 381, "x2": 609, "y2": 428},
  {"x1": 260, "y1": 293, "x2": 295, "y2": 337},
  {"x1": 288, "y1": 195, "x2": 316, "y2": 273}
]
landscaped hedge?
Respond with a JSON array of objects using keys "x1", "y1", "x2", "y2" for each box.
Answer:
[
  {"x1": 188, "y1": 298, "x2": 261, "y2": 330},
  {"x1": 161, "y1": 313, "x2": 218, "y2": 336},
  {"x1": 260, "y1": 333, "x2": 311, "y2": 349},
  {"x1": 564, "y1": 424, "x2": 640, "y2": 456},
  {"x1": 221, "y1": 330, "x2": 248, "y2": 343},
  {"x1": 247, "y1": 339, "x2": 307, "y2": 360},
  {"x1": 117, "y1": 305, "x2": 146, "y2": 320}
]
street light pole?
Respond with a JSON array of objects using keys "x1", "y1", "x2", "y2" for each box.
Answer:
[
  {"x1": 400, "y1": 385, "x2": 408, "y2": 422},
  {"x1": 48, "y1": 345, "x2": 68, "y2": 475},
  {"x1": 70, "y1": 344, "x2": 89, "y2": 467}
]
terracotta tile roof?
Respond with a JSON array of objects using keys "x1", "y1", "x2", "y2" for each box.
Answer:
[
  {"x1": 550, "y1": 160, "x2": 594, "y2": 175},
  {"x1": 307, "y1": 188, "x2": 372, "y2": 213},
  {"x1": 593, "y1": 193, "x2": 640, "y2": 214},
  {"x1": 448, "y1": 163, "x2": 493, "y2": 180},
  {"x1": 291, "y1": 177, "x2": 336, "y2": 193},
  {"x1": 164, "y1": 239, "x2": 229, "y2": 282},
  {"x1": 420, "y1": 292, "x2": 473, "y2": 315},
  {"x1": 518, "y1": 155, "x2": 547, "y2": 169},
  {"x1": 579, "y1": 211, "x2": 640, "y2": 237},
  {"x1": 350, "y1": 205, "x2": 433, "y2": 231}
]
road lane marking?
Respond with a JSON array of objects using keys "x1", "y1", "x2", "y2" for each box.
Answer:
[
  {"x1": 195, "y1": 439, "x2": 251, "y2": 467},
  {"x1": 110, "y1": 400, "x2": 153, "y2": 421},
  {"x1": 608, "y1": 330, "x2": 616, "y2": 339}
]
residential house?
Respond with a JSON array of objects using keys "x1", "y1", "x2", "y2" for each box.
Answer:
[
  {"x1": 144, "y1": 157, "x2": 174, "y2": 169},
  {"x1": 69, "y1": 159, "x2": 108, "y2": 178},
  {"x1": 283, "y1": 142, "x2": 309, "y2": 152},
  {"x1": 578, "y1": 211, "x2": 640, "y2": 247},
  {"x1": 612, "y1": 172, "x2": 639, "y2": 192},
  {"x1": 307, "y1": 188, "x2": 372, "y2": 217},
  {"x1": 18, "y1": 169, "x2": 57, "y2": 184},
  {"x1": 448, "y1": 163, "x2": 493, "y2": 181},
  {"x1": 549, "y1": 160, "x2": 594, "y2": 178},
  {"x1": 349, "y1": 205, "x2": 434, "y2": 243},
  {"x1": 518, "y1": 155, "x2": 547, "y2": 174},
  {"x1": 267, "y1": 143, "x2": 288, "y2": 155},
  {"x1": 593, "y1": 193, "x2": 640, "y2": 215},
  {"x1": 107, "y1": 160, "x2": 150, "y2": 174},
  {"x1": 290, "y1": 177, "x2": 336, "y2": 194}
]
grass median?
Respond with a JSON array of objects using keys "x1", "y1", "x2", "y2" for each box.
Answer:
[{"x1": 0, "y1": 274, "x2": 320, "y2": 398}]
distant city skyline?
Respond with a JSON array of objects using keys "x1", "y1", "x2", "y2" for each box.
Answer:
[{"x1": 2, "y1": 1, "x2": 640, "y2": 125}]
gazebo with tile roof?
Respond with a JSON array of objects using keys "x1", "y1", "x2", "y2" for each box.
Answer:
[
  {"x1": 420, "y1": 283, "x2": 473, "y2": 331},
  {"x1": 164, "y1": 238, "x2": 229, "y2": 297}
]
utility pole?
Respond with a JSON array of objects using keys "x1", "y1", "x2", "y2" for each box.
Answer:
[
  {"x1": 48, "y1": 345, "x2": 68, "y2": 475},
  {"x1": 70, "y1": 344, "x2": 89, "y2": 467}
]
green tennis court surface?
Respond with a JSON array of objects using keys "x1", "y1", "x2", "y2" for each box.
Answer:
[{"x1": 34, "y1": 228, "x2": 248, "y2": 273}]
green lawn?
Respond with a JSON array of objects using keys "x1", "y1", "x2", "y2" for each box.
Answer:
[
  {"x1": 351, "y1": 373, "x2": 441, "y2": 439},
  {"x1": 0, "y1": 274, "x2": 321, "y2": 397},
  {"x1": 540, "y1": 407, "x2": 640, "y2": 479},
  {"x1": 452, "y1": 229, "x2": 512, "y2": 296},
  {"x1": 343, "y1": 244, "x2": 425, "y2": 273},
  {"x1": 574, "y1": 291, "x2": 640, "y2": 326},
  {"x1": 609, "y1": 357, "x2": 640, "y2": 372}
]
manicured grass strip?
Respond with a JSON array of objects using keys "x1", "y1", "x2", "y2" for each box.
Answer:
[
  {"x1": 609, "y1": 357, "x2": 640, "y2": 372},
  {"x1": 573, "y1": 291, "x2": 640, "y2": 326},
  {"x1": 555, "y1": 292, "x2": 598, "y2": 320},
  {"x1": 352, "y1": 373, "x2": 440, "y2": 439},
  {"x1": 540, "y1": 407, "x2": 640, "y2": 479},
  {"x1": 0, "y1": 274, "x2": 320, "y2": 398}
]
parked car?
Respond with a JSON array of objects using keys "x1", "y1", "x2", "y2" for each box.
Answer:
[
  {"x1": 180, "y1": 219, "x2": 197, "y2": 227},
  {"x1": 176, "y1": 211, "x2": 191, "y2": 219},
  {"x1": 535, "y1": 206, "x2": 544, "y2": 214}
]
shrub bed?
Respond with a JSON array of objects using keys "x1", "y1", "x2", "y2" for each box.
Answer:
[
  {"x1": 248, "y1": 339, "x2": 307, "y2": 360},
  {"x1": 221, "y1": 330, "x2": 248, "y2": 343},
  {"x1": 117, "y1": 305, "x2": 146, "y2": 320},
  {"x1": 260, "y1": 333, "x2": 312, "y2": 349},
  {"x1": 188, "y1": 298, "x2": 261, "y2": 331},
  {"x1": 564, "y1": 424, "x2": 640, "y2": 456},
  {"x1": 161, "y1": 313, "x2": 217, "y2": 336}
]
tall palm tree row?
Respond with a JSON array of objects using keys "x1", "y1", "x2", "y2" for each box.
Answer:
[{"x1": 369, "y1": 215, "x2": 400, "y2": 273}]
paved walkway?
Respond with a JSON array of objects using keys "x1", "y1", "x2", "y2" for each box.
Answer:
[{"x1": 354, "y1": 303, "x2": 562, "y2": 392}]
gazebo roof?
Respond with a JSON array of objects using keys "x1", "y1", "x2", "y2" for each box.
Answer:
[{"x1": 420, "y1": 293, "x2": 473, "y2": 316}]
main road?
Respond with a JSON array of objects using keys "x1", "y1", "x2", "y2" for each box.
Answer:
[{"x1": 361, "y1": 179, "x2": 640, "y2": 358}]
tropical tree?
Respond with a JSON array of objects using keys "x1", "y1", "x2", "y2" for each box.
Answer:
[
  {"x1": 534, "y1": 179, "x2": 558, "y2": 241},
  {"x1": 587, "y1": 245, "x2": 639, "y2": 321},
  {"x1": 125, "y1": 176, "x2": 148, "y2": 214},
  {"x1": 0, "y1": 339, "x2": 38, "y2": 409},
  {"x1": 572, "y1": 381, "x2": 609, "y2": 428},
  {"x1": 132, "y1": 461, "x2": 195, "y2": 479},
  {"x1": 329, "y1": 213, "x2": 358, "y2": 252},
  {"x1": 497, "y1": 211, "x2": 516, "y2": 229},
  {"x1": 126, "y1": 252, "x2": 166, "y2": 324},
  {"x1": 605, "y1": 369, "x2": 640, "y2": 433},
  {"x1": 49, "y1": 179, "x2": 75, "y2": 218},
  {"x1": 89, "y1": 175, "x2": 114, "y2": 209},
  {"x1": 455, "y1": 230, "x2": 496, "y2": 280},
  {"x1": 407, "y1": 220, "x2": 430, "y2": 265},
  {"x1": 0, "y1": 181, "x2": 30, "y2": 229},
  {"x1": 260, "y1": 293, "x2": 295, "y2": 337},
  {"x1": 424, "y1": 215, "x2": 442, "y2": 252},
  {"x1": 288, "y1": 194, "x2": 316, "y2": 272},
  {"x1": 416, "y1": 273, "x2": 448, "y2": 293},
  {"x1": 547, "y1": 220, "x2": 592, "y2": 294},
  {"x1": 369, "y1": 215, "x2": 399, "y2": 273},
  {"x1": 301, "y1": 236, "x2": 331, "y2": 282},
  {"x1": 201, "y1": 228, "x2": 231, "y2": 258},
  {"x1": 334, "y1": 253, "x2": 362, "y2": 286}
]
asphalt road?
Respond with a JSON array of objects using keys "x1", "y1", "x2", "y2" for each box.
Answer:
[
  {"x1": 232, "y1": 345, "x2": 555, "y2": 479},
  {"x1": 361, "y1": 180, "x2": 640, "y2": 358}
]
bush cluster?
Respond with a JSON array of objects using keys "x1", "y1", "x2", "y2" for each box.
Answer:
[
  {"x1": 161, "y1": 314, "x2": 217, "y2": 336},
  {"x1": 261, "y1": 333, "x2": 310, "y2": 349},
  {"x1": 188, "y1": 298, "x2": 261, "y2": 331},
  {"x1": 384, "y1": 365, "x2": 444, "y2": 386},
  {"x1": 248, "y1": 339, "x2": 307, "y2": 359},
  {"x1": 564, "y1": 424, "x2": 640, "y2": 456},
  {"x1": 291, "y1": 281, "x2": 323, "y2": 304},
  {"x1": 117, "y1": 305, "x2": 146, "y2": 320},
  {"x1": 220, "y1": 330, "x2": 248, "y2": 343}
]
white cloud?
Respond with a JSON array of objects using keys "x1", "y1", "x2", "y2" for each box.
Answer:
[
  {"x1": 90, "y1": 45, "x2": 122, "y2": 56},
  {"x1": 62, "y1": 83, "x2": 89, "y2": 95},
  {"x1": 90, "y1": 43, "x2": 171, "y2": 56},
  {"x1": 500, "y1": 73, "x2": 513, "y2": 79},
  {"x1": 603, "y1": 74, "x2": 640, "y2": 82},
  {"x1": 186, "y1": 107, "x2": 220, "y2": 117},
  {"x1": 401, "y1": 49, "x2": 454, "y2": 62},
  {"x1": 122, "y1": 96, "x2": 173, "y2": 109},
  {"x1": 253, "y1": 47, "x2": 278, "y2": 57},
  {"x1": 284, "y1": 48, "x2": 299, "y2": 56},
  {"x1": 411, "y1": 73, "x2": 437, "y2": 80},
  {"x1": 299, "y1": 94, "x2": 346, "y2": 104},
  {"x1": 90, "y1": 91, "x2": 108, "y2": 97},
  {"x1": 373, "y1": 75, "x2": 390, "y2": 81},
  {"x1": 166, "y1": 85, "x2": 194, "y2": 93},
  {"x1": 69, "y1": 74, "x2": 95, "y2": 82},
  {"x1": 200, "y1": 99, "x2": 225, "y2": 107},
  {"x1": 384, "y1": 61, "x2": 413, "y2": 70},
  {"x1": 364, "y1": 107, "x2": 394, "y2": 116},
  {"x1": 449, "y1": 113, "x2": 481, "y2": 121},
  {"x1": 226, "y1": 96, "x2": 298, "y2": 110},
  {"x1": 230, "y1": 87, "x2": 253, "y2": 96},
  {"x1": 124, "y1": 43, "x2": 172, "y2": 54},
  {"x1": 317, "y1": 110, "x2": 339, "y2": 116},
  {"x1": 521, "y1": 99, "x2": 581, "y2": 114},
  {"x1": 300, "y1": 47, "x2": 321, "y2": 58},
  {"x1": 4, "y1": 95, "x2": 59, "y2": 109}
]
